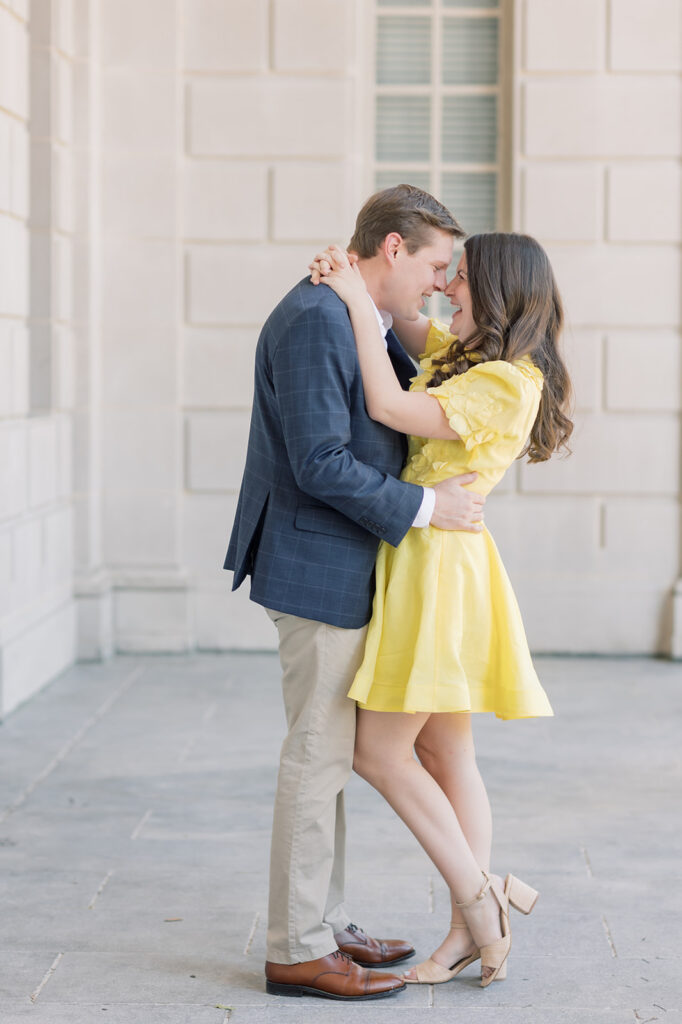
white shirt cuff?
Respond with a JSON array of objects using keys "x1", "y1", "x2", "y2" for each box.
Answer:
[{"x1": 412, "y1": 487, "x2": 435, "y2": 528}]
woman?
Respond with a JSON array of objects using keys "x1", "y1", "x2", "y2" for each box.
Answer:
[{"x1": 310, "y1": 233, "x2": 572, "y2": 987}]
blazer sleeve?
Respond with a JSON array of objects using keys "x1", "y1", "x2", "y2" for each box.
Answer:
[{"x1": 270, "y1": 305, "x2": 423, "y2": 548}]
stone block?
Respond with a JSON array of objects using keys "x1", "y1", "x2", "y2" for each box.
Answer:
[
  {"x1": 55, "y1": 411, "x2": 73, "y2": 498},
  {"x1": 522, "y1": 164, "x2": 603, "y2": 242},
  {"x1": 102, "y1": 489, "x2": 179, "y2": 565},
  {"x1": 0, "y1": 115, "x2": 10, "y2": 212},
  {"x1": 102, "y1": 410, "x2": 180, "y2": 492},
  {"x1": 607, "y1": 162, "x2": 681, "y2": 243},
  {"x1": 486, "y1": 494, "x2": 601, "y2": 576},
  {"x1": 53, "y1": 235, "x2": 73, "y2": 323},
  {"x1": 182, "y1": 161, "x2": 267, "y2": 241},
  {"x1": 101, "y1": 152, "x2": 177, "y2": 238},
  {"x1": 605, "y1": 330, "x2": 680, "y2": 411},
  {"x1": 602, "y1": 497, "x2": 679, "y2": 578},
  {"x1": 101, "y1": 239, "x2": 179, "y2": 327},
  {"x1": 11, "y1": 326, "x2": 29, "y2": 416},
  {"x1": 182, "y1": 327, "x2": 257, "y2": 408},
  {"x1": 524, "y1": 78, "x2": 681, "y2": 158},
  {"x1": 100, "y1": 69, "x2": 178, "y2": 153},
  {"x1": 524, "y1": 0, "x2": 605, "y2": 71},
  {"x1": 183, "y1": 0, "x2": 267, "y2": 71},
  {"x1": 30, "y1": 139, "x2": 53, "y2": 230},
  {"x1": 185, "y1": 411, "x2": 250, "y2": 492},
  {"x1": 182, "y1": 492, "x2": 234, "y2": 576},
  {"x1": 186, "y1": 243, "x2": 315, "y2": 324},
  {"x1": 272, "y1": 161, "x2": 354, "y2": 241},
  {"x1": 114, "y1": 586, "x2": 193, "y2": 653},
  {"x1": 187, "y1": 78, "x2": 350, "y2": 158},
  {"x1": 0, "y1": 422, "x2": 27, "y2": 519},
  {"x1": 0, "y1": 9, "x2": 28, "y2": 119},
  {"x1": 0, "y1": 527, "x2": 11, "y2": 617},
  {"x1": 54, "y1": 144, "x2": 75, "y2": 235},
  {"x1": 44, "y1": 505, "x2": 74, "y2": 587},
  {"x1": 9, "y1": 119, "x2": 29, "y2": 218},
  {"x1": 100, "y1": 0, "x2": 177, "y2": 68},
  {"x1": 28, "y1": 417, "x2": 58, "y2": 509},
  {"x1": 273, "y1": 0, "x2": 353, "y2": 72},
  {"x1": 8, "y1": 516, "x2": 41, "y2": 612},
  {"x1": 54, "y1": 53, "x2": 73, "y2": 144},
  {"x1": 76, "y1": 582, "x2": 114, "y2": 661},
  {"x1": 53, "y1": 326, "x2": 76, "y2": 412},
  {"x1": 72, "y1": 491, "x2": 100, "y2": 569},
  {"x1": 546, "y1": 244, "x2": 680, "y2": 327},
  {"x1": 562, "y1": 329, "x2": 602, "y2": 413},
  {"x1": 0, "y1": 600, "x2": 75, "y2": 716},
  {"x1": 0, "y1": 324, "x2": 12, "y2": 415},
  {"x1": 0, "y1": 215, "x2": 29, "y2": 316},
  {"x1": 520, "y1": 411, "x2": 679, "y2": 495},
  {"x1": 55, "y1": 0, "x2": 76, "y2": 57},
  {"x1": 194, "y1": 583, "x2": 277, "y2": 650},
  {"x1": 101, "y1": 325, "x2": 179, "y2": 408},
  {"x1": 610, "y1": 0, "x2": 681, "y2": 71}
]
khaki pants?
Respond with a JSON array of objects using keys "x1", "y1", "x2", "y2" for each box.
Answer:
[{"x1": 265, "y1": 609, "x2": 368, "y2": 963}]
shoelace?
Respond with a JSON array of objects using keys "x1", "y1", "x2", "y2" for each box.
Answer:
[{"x1": 331, "y1": 949, "x2": 354, "y2": 964}]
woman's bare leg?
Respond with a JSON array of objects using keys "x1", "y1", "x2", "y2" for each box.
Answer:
[
  {"x1": 407, "y1": 711, "x2": 492, "y2": 972},
  {"x1": 353, "y1": 708, "x2": 502, "y2": 960}
]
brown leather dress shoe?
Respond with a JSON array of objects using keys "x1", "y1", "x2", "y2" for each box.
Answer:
[
  {"x1": 265, "y1": 950, "x2": 406, "y2": 1000},
  {"x1": 334, "y1": 922, "x2": 415, "y2": 967}
]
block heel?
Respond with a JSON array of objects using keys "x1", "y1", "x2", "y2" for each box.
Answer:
[{"x1": 506, "y1": 875, "x2": 539, "y2": 915}]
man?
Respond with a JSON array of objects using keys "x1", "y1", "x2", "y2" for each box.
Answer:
[{"x1": 225, "y1": 185, "x2": 485, "y2": 1000}]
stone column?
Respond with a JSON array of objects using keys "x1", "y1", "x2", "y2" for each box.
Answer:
[{"x1": 98, "y1": 0, "x2": 191, "y2": 652}]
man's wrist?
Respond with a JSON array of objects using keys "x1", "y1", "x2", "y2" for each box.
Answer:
[{"x1": 412, "y1": 487, "x2": 435, "y2": 528}]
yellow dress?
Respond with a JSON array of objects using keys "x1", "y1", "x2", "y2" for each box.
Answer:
[{"x1": 348, "y1": 319, "x2": 553, "y2": 721}]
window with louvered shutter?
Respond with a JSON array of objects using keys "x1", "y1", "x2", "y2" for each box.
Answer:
[{"x1": 372, "y1": 0, "x2": 505, "y2": 311}]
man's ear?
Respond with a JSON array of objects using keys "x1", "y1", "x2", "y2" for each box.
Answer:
[{"x1": 383, "y1": 232, "x2": 403, "y2": 263}]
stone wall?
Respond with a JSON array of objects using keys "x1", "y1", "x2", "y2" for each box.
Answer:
[
  {"x1": 0, "y1": 0, "x2": 77, "y2": 716},
  {"x1": 482, "y1": 0, "x2": 682, "y2": 653},
  {"x1": 0, "y1": 0, "x2": 680, "y2": 712}
]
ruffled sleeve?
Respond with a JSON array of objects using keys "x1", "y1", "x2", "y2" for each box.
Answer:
[
  {"x1": 420, "y1": 318, "x2": 455, "y2": 361},
  {"x1": 426, "y1": 359, "x2": 543, "y2": 452}
]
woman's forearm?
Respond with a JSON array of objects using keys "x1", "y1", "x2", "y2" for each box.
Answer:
[
  {"x1": 347, "y1": 300, "x2": 460, "y2": 441},
  {"x1": 347, "y1": 299, "x2": 406, "y2": 420},
  {"x1": 391, "y1": 313, "x2": 431, "y2": 359}
]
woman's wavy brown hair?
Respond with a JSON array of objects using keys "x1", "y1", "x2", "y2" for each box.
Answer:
[{"x1": 427, "y1": 232, "x2": 573, "y2": 462}]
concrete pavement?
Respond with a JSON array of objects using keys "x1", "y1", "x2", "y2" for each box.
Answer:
[{"x1": 0, "y1": 653, "x2": 681, "y2": 1023}]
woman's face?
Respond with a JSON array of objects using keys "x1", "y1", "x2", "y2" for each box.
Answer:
[{"x1": 444, "y1": 252, "x2": 476, "y2": 343}]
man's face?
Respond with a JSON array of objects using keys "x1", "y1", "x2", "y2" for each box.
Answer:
[{"x1": 382, "y1": 229, "x2": 454, "y2": 321}]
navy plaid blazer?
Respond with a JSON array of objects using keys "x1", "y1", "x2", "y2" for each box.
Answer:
[{"x1": 224, "y1": 277, "x2": 424, "y2": 628}]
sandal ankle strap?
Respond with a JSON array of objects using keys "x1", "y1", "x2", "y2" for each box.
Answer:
[{"x1": 454, "y1": 870, "x2": 491, "y2": 910}]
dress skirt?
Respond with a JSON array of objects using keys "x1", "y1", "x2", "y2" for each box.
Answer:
[{"x1": 348, "y1": 524, "x2": 553, "y2": 721}]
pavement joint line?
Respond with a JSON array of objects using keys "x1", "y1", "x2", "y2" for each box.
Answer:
[
  {"x1": 177, "y1": 701, "x2": 219, "y2": 765},
  {"x1": 88, "y1": 870, "x2": 114, "y2": 909},
  {"x1": 131, "y1": 808, "x2": 153, "y2": 840},
  {"x1": 0, "y1": 665, "x2": 144, "y2": 825},
  {"x1": 601, "y1": 914, "x2": 618, "y2": 958},
  {"x1": 428, "y1": 875, "x2": 434, "y2": 913},
  {"x1": 177, "y1": 734, "x2": 198, "y2": 766},
  {"x1": 580, "y1": 844, "x2": 594, "y2": 878},
  {"x1": 428, "y1": 983, "x2": 434, "y2": 1007},
  {"x1": 30, "y1": 952, "x2": 63, "y2": 1003},
  {"x1": 243, "y1": 912, "x2": 260, "y2": 955}
]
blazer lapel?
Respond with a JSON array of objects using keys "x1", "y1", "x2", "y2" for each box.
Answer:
[{"x1": 386, "y1": 329, "x2": 417, "y2": 392}]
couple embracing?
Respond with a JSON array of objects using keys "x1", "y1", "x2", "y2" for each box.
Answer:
[{"x1": 225, "y1": 185, "x2": 572, "y2": 1001}]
